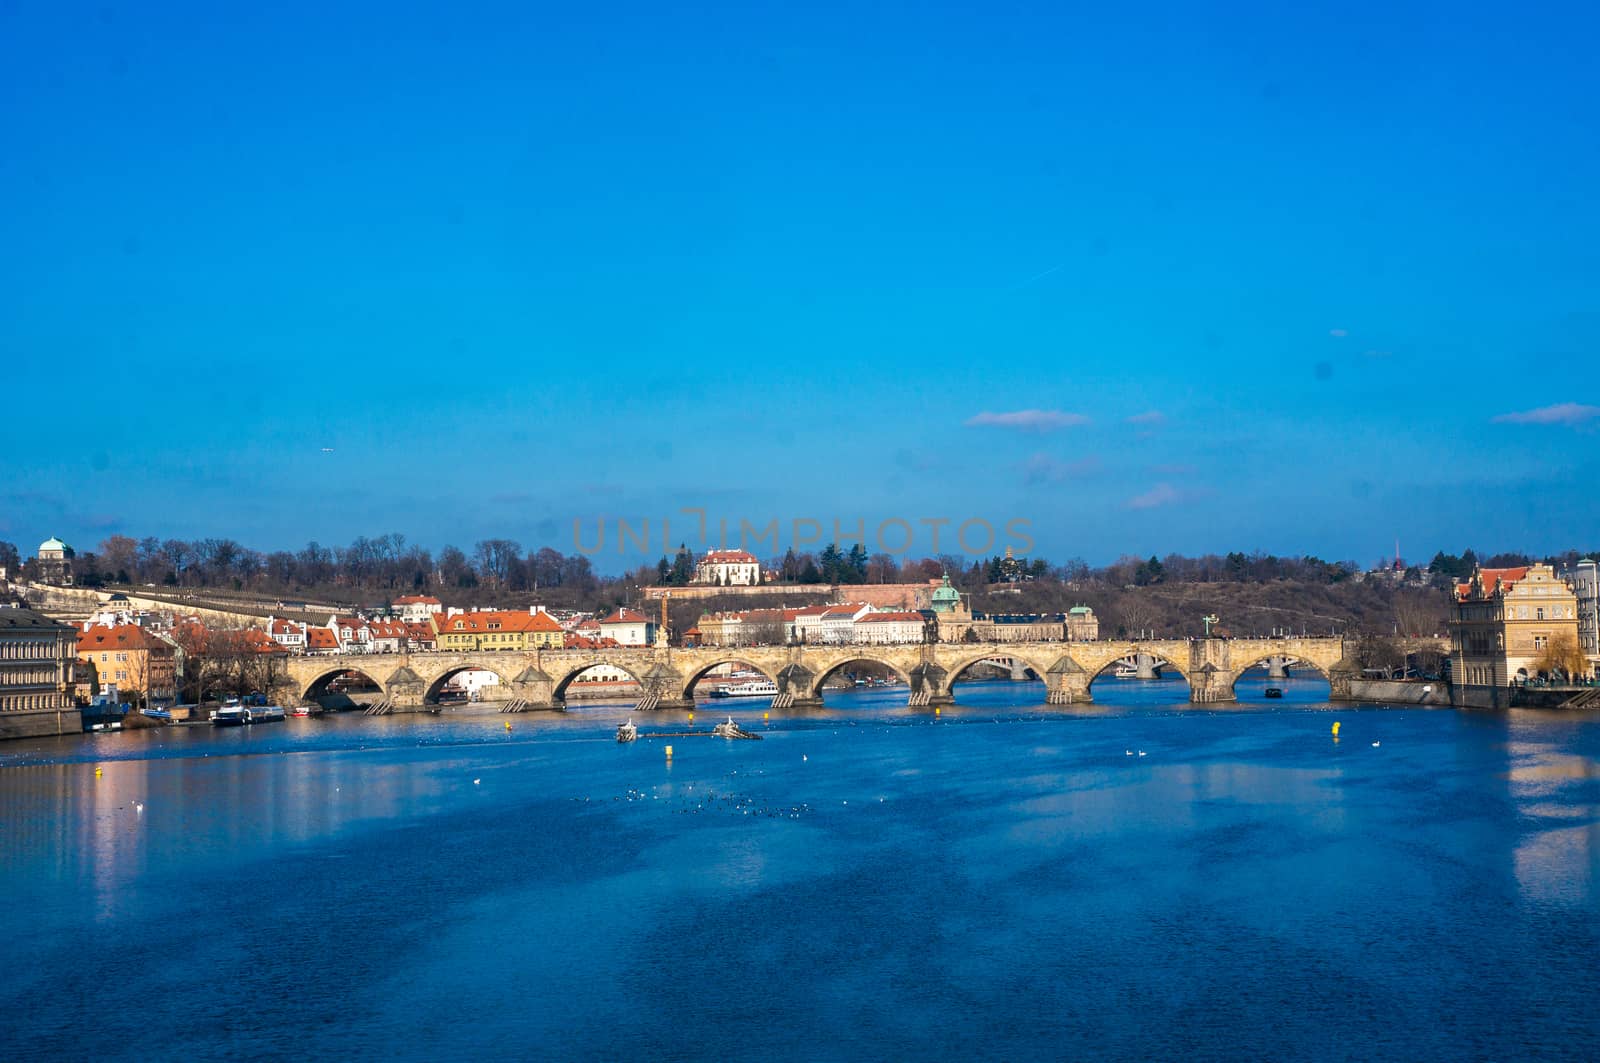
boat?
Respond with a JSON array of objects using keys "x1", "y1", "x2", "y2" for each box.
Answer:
[
  {"x1": 616, "y1": 719, "x2": 638, "y2": 743},
  {"x1": 140, "y1": 707, "x2": 173, "y2": 722},
  {"x1": 713, "y1": 717, "x2": 762, "y2": 740},
  {"x1": 212, "y1": 705, "x2": 286, "y2": 726},
  {"x1": 709, "y1": 679, "x2": 778, "y2": 699},
  {"x1": 291, "y1": 705, "x2": 313, "y2": 717},
  {"x1": 1264, "y1": 687, "x2": 1284, "y2": 699},
  {"x1": 1114, "y1": 665, "x2": 1138, "y2": 679}
]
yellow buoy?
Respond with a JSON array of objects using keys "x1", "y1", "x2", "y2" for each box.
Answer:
[
  {"x1": 504, "y1": 721, "x2": 512, "y2": 732},
  {"x1": 935, "y1": 707, "x2": 941, "y2": 716},
  {"x1": 1331, "y1": 721, "x2": 1341, "y2": 736},
  {"x1": 688, "y1": 711, "x2": 694, "y2": 721},
  {"x1": 763, "y1": 711, "x2": 769, "y2": 720},
  {"x1": 664, "y1": 745, "x2": 674, "y2": 759},
  {"x1": 94, "y1": 767, "x2": 103, "y2": 777}
]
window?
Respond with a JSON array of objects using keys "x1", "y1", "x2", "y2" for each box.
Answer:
[{"x1": 1534, "y1": 635, "x2": 1548, "y2": 650}]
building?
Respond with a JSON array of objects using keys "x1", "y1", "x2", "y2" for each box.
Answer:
[
  {"x1": 598, "y1": 608, "x2": 655, "y2": 647},
  {"x1": 1561, "y1": 559, "x2": 1599, "y2": 665},
  {"x1": 1451, "y1": 564, "x2": 1585, "y2": 693},
  {"x1": 327, "y1": 616, "x2": 373, "y2": 654},
  {"x1": 1066, "y1": 605, "x2": 1099, "y2": 642},
  {"x1": 305, "y1": 628, "x2": 341, "y2": 655},
  {"x1": 404, "y1": 622, "x2": 437, "y2": 652},
  {"x1": 821, "y1": 604, "x2": 873, "y2": 644},
  {"x1": 36, "y1": 535, "x2": 75, "y2": 585},
  {"x1": 366, "y1": 620, "x2": 410, "y2": 654},
  {"x1": 0, "y1": 607, "x2": 80, "y2": 739},
  {"x1": 431, "y1": 610, "x2": 561, "y2": 653},
  {"x1": 692, "y1": 549, "x2": 761, "y2": 586},
  {"x1": 268, "y1": 617, "x2": 307, "y2": 651},
  {"x1": 75, "y1": 623, "x2": 177, "y2": 707},
  {"x1": 525, "y1": 610, "x2": 567, "y2": 649},
  {"x1": 855, "y1": 611, "x2": 928, "y2": 644},
  {"x1": 393, "y1": 595, "x2": 444, "y2": 624}
]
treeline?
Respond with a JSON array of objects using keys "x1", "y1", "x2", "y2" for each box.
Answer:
[{"x1": 1, "y1": 534, "x2": 602, "y2": 603}]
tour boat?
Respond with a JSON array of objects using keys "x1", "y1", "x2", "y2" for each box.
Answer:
[
  {"x1": 710, "y1": 679, "x2": 778, "y2": 699},
  {"x1": 1114, "y1": 665, "x2": 1139, "y2": 679},
  {"x1": 616, "y1": 719, "x2": 638, "y2": 743},
  {"x1": 1264, "y1": 687, "x2": 1284, "y2": 699},
  {"x1": 213, "y1": 705, "x2": 286, "y2": 726}
]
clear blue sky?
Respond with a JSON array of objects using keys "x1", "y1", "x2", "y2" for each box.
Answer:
[{"x1": 3, "y1": 1, "x2": 1597, "y2": 571}]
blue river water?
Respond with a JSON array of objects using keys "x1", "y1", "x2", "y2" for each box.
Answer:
[{"x1": 3, "y1": 676, "x2": 1599, "y2": 1061}]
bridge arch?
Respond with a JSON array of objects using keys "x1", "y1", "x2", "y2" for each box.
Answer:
[
  {"x1": 300, "y1": 666, "x2": 385, "y2": 702},
  {"x1": 807, "y1": 655, "x2": 912, "y2": 699},
  {"x1": 1226, "y1": 653, "x2": 1333, "y2": 700},
  {"x1": 1084, "y1": 652, "x2": 1191, "y2": 698},
  {"x1": 552, "y1": 660, "x2": 646, "y2": 702},
  {"x1": 424, "y1": 663, "x2": 512, "y2": 705},
  {"x1": 678, "y1": 658, "x2": 780, "y2": 702}
]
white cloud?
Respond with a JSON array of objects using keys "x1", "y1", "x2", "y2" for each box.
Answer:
[
  {"x1": 1125, "y1": 410, "x2": 1165, "y2": 426},
  {"x1": 1491, "y1": 403, "x2": 1600, "y2": 427},
  {"x1": 1126, "y1": 483, "x2": 1181, "y2": 510},
  {"x1": 965, "y1": 409, "x2": 1090, "y2": 432},
  {"x1": 1329, "y1": 328, "x2": 1349, "y2": 337}
]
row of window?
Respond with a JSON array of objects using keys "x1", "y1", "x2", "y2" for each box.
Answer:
[
  {"x1": 0, "y1": 693, "x2": 69, "y2": 711},
  {"x1": 0, "y1": 639, "x2": 69, "y2": 660},
  {"x1": 0, "y1": 669, "x2": 62, "y2": 686}
]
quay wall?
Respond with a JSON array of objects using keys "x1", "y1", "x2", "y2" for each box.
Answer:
[{"x1": 1343, "y1": 680, "x2": 1452, "y2": 706}]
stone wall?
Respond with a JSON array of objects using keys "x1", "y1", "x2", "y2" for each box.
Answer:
[{"x1": 1345, "y1": 679, "x2": 1452, "y2": 706}]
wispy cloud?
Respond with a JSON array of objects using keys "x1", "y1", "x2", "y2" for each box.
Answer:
[
  {"x1": 1126, "y1": 483, "x2": 1182, "y2": 510},
  {"x1": 1125, "y1": 410, "x2": 1165, "y2": 426},
  {"x1": 1021, "y1": 453, "x2": 1101, "y2": 484},
  {"x1": 965, "y1": 409, "x2": 1090, "y2": 432},
  {"x1": 1491, "y1": 403, "x2": 1600, "y2": 427}
]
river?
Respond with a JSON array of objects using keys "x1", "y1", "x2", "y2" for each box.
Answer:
[{"x1": 3, "y1": 677, "x2": 1598, "y2": 1060}]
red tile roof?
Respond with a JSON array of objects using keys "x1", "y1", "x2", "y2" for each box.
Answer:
[
  {"x1": 306, "y1": 629, "x2": 341, "y2": 650},
  {"x1": 858, "y1": 611, "x2": 925, "y2": 623},
  {"x1": 1457, "y1": 566, "x2": 1532, "y2": 600},
  {"x1": 526, "y1": 611, "x2": 564, "y2": 633},
  {"x1": 77, "y1": 623, "x2": 165, "y2": 653},
  {"x1": 435, "y1": 610, "x2": 548, "y2": 634},
  {"x1": 702, "y1": 549, "x2": 758, "y2": 563},
  {"x1": 393, "y1": 595, "x2": 441, "y2": 606},
  {"x1": 600, "y1": 608, "x2": 649, "y2": 625}
]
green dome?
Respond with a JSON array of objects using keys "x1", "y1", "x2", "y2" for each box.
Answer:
[
  {"x1": 39, "y1": 536, "x2": 68, "y2": 552},
  {"x1": 931, "y1": 574, "x2": 963, "y2": 613}
]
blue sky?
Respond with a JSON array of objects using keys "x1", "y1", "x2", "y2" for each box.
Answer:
[{"x1": 3, "y1": 1, "x2": 1597, "y2": 570}]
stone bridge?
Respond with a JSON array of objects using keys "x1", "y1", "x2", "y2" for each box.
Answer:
[{"x1": 281, "y1": 636, "x2": 1381, "y2": 710}]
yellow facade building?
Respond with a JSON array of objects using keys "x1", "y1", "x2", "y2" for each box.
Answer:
[{"x1": 1450, "y1": 564, "x2": 1584, "y2": 691}]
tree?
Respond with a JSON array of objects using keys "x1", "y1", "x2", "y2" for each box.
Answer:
[
  {"x1": 473, "y1": 539, "x2": 522, "y2": 587},
  {"x1": 1534, "y1": 632, "x2": 1588, "y2": 681}
]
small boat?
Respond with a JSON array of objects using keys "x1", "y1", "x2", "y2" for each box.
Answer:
[
  {"x1": 1114, "y1": 665, "x2": 1138, "y2": 679},
  {"x1": 713, "y1": 717, "x2": 762, "y2": 740},
  {"x1": 1264, "y1": 687, "x2": 1284, "y2": 699},
  {"x1": 140, "y1": 707, "x2": 173, "y2": 721},
  {"x1": 616, "y1": 719, "x2": 638, "y2": 743},
  {"x1": 291, "y1": 705, "x2": 312, "y2": 717},
  {"x1": 709, "y1": 679, "x2": 778, "y2": 699}
]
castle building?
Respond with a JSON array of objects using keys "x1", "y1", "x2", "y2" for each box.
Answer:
[{"x1": 692, "y1": 549, "x2": 761, "y2": 586}]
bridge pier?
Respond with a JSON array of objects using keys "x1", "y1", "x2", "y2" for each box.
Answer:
[
  {"x1": 1135, "y1": 652, "x2": 1162, "y2": 680},
  {"x1": 775, "y1": 663, "x2": 824, "y2": 709},
  {"x1": 909, "y1": 662, "x2": 954, "y2": 707},
  {"x1": 1266, "y1": 656, "x2": 1291, "y2": 680},
  {"x1": 1045, "y1": 657, "x2": 1093, "y2": 704}
]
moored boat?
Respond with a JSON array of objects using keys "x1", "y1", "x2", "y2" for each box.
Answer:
[
  {"x1": 616, "y1": 719, "x2": 638, "y2": 743},
  {"x1": 713, "y1": 717, "x2": 762, "y2": 740},
  {"x1": 710, "y1": 679, "x2": 778, "y2": 699}
]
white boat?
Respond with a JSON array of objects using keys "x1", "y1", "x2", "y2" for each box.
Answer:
[
  {"x1": 212, "y1": 705, "x2": 285, "y2": 726},
  {"x1": 710, "y1": 679, "x2": 778, "y2": 699},
  {"x1": 1113, "y1": 665, "x2": 1138, "y2": 679},
  {"x1": 616, "y1": 719, "x2": 638, "y2": 743}
]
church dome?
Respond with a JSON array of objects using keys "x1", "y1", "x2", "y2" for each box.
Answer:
[{"x1": 40, "y1": 536, "x2": 68, "y2": 553}]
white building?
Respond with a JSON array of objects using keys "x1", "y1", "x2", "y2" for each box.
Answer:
[
  {"x1": 822, "y1": 604, "x2": 874, "y2": 644},
  {"x1": 327, "y1": 615, "x2": 373, "y2": 654},
  {"x1": 393, "y1": 595, "x2": 444, "y2": 624},
  {"x1": 855, "y1": 611, "x2": 927, "y2": 644},
  {"x1": 598, "y1": 608, "x2": 656, "y2": 647},
  {"x1": 268, "y1": 617, "x2": 307, "y2": 651},
  {"x1": 366, "y1": 620, "x2": 409, "y2": 654},
  {"x1": 692, "y1": 549, "x2": 761, "y2": 586}
]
